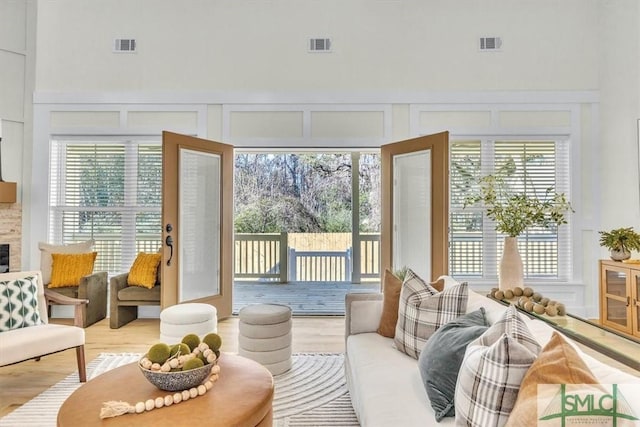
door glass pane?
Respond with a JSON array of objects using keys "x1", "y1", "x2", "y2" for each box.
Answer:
[
  {"x1": 179, "y1": 148, "x2": 221, "y2": 302},
  {"x1": 605, "y1": 269, "x2": 627, "y2": 296},
  {"x1": 606, "y1": 297, "x2": 628, "y2": 327},
  {"x1": 393, "y1": 150, "x2": 431, "y2": 280}
]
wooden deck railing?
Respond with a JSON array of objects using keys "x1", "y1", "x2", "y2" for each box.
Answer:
[
  {"x1": 234, "y1": 232, "x2": 380, "y2": 283},
  {"x1": 234, "y1": 233, "x2": 288, "y2": 282}
]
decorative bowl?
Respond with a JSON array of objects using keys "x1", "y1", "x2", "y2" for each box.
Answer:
[{"x1": 139, "y1": 359, "x2": 214, "y2": 391}]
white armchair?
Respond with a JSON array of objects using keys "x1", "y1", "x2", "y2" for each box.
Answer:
[{"x1": 0, "y1": 271, "x2": 87, "y2": 382}]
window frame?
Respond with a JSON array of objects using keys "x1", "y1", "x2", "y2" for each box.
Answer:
[
  {"x1": 48, "y1": 135, "x2": 162, "y2": 274},
  {"x1": 449, "y1": 135, "x2": 572, "y2": 284}
]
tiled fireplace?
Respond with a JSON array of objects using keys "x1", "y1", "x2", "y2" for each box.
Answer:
[{"x1": 0, "y1": 203, "x2": 21, "y2": 271}]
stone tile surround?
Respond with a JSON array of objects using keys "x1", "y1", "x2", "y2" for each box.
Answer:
[{"x1": 0, "y1": 203, "x2": 21, "y2": 271}]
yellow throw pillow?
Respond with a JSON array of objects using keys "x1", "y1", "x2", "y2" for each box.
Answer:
[
  {"x1": 49, "y1": 252, "x2": 98, "y2": 288},
  {"x1": 39, "y1": 240, "x2": 95, "y2": 285},
  {"x1": 127, "y1": 252, "x2": 162, "y2": 289}
]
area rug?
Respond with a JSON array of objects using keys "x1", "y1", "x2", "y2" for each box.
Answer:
[{"x1": 0, "y1": 353, "x2": 359, "y2": 427}]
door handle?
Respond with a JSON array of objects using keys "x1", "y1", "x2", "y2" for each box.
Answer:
[{"x1": 165, "y1": 235, "x2": 174, "y2": 266}]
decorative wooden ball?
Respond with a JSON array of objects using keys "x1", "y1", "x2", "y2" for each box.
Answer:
[{"x1": 512, "y1": 286, "x2": 524, "y2": 297}]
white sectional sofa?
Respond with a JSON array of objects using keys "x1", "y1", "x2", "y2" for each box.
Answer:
[{"x1": 344, "y1": 279, "x2": 640, "y2": 427}]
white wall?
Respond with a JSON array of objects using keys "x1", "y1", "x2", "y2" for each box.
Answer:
[
  {"x1": 18, "y1": 0, "x2": 640, "y2": 318},
  {"x1": 0, "y1": 0, "x2": 34, "y2": 195},
  {"x1": 34, "y1": 0, "x2": 600, "y2": 92}
]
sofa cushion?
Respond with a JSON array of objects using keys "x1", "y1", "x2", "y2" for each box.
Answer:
[
  {"x1": 38, "y1": 240, "x2": 95, "y2": 285},
  {"x1": 504, "y1": 331, "x2": 600, "y2": 427},
  {"x1": 49, "y1": 252, "x2": 97, "y2": 288},
  {"x1": 455, "y1": 333, "x2": 538, "y2": 427},
  {"x1": 376, "y1": 269, "x2": 403, "y2": 338},
  {"x1": 455, "y1": 305, "x2": 541, "y2": 427},
  {"x1": 127, "y1": 252, "x2": 162, "y2": 289},
  {"x1": 0, "y1": 276, "x2": 43, "y2": 332},
  {"x1": 471, "y1": 304, "x2": 542, "y2": 355},
  {"x1": 418, "y1": 307, "x2": 490, "y2": 421},
  {"x1": 346, "y1": 332, "x2": 451, "y2": 427},
  {"x1": 118, "y1": 283, "x2": 161, "y2": 302},
  {"x1": 394, "y1": 269, "x2": 468, "y2": 359}
]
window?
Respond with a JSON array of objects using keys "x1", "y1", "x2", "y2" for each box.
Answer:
[
  {"x1": 49, "y1": 138, "x2": 162, "y2": 274},
  {"x1": 449, "y1": 138, "x2": 571, "y2": 282}
]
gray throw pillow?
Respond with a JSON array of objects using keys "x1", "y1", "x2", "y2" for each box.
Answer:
[{"x1": 418, "y1": 307, "x2": 489, "y2": 422}]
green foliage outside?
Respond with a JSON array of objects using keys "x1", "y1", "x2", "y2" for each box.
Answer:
[{"x1": 234, "y1": 153, "x2": 380, "y2": 234}]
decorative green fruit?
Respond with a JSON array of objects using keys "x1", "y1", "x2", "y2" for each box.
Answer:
[
  {"x1": 183, "y1": 357, "x2": 205, "y2": 371},
  {"x1": 147, "y1": 343, "x2": 171, "y2": 364},
  {"x1": 181, "y1": 334, "x2": 201, "y2": 351},
  {"x1": 203, "y1": 333, "x2": 223, "y2": 351},
  {"x1": 170, "y1": 343, "x2": 191, "y2": 357}
]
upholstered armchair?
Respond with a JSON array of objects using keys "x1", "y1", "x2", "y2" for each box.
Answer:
[
  {"x1": 0, "y1": 271, "x2": 87, "y2": 382},
  {"x1": 110, "y1": 252, "x2": 161, "y2": 329},
  {"x1": 39, "y1": 240, "x2": 108, "y2": 328}
]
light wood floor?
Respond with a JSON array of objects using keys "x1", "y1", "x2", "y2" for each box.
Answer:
[
  {"x1": 1, "y1": 315, "x2": 639, "y2": 419},
  {"x1": 0, "y1": 316, "x2": 346, "y2": 418}
]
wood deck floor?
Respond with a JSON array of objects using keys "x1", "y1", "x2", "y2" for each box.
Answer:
[{"x1": 232, "y1": 281, "x2": 380, "y2": 315}]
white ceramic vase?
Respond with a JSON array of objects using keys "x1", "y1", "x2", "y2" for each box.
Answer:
[
  {"x1": 610, "y1": 248, "x2": 631, "y2": 261},
  {"x1": 499, "y1": 236, "x2": 524, "y2": 290}
]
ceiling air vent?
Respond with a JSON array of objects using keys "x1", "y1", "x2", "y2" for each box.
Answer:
[
  {"x1": 113, "y1": 39, "x2": 137, "y2": 53},
  {"x1": 309, "y1": 38, "x2": 331, "y2": 52},
  {"x1": 479, "y1": 37, "x2": 502, "y2": 51}
]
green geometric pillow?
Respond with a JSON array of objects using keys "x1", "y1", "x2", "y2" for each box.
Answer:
[{"x1": 0, "y1": 276, "x2": 43, "y2": 331}]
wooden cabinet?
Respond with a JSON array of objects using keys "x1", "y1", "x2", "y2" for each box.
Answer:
[{"x1": 599, "y1": 259, "x2": 640, "y2": 338}]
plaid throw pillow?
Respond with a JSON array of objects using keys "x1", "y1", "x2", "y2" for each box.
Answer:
[
  {"x1": 454, "y1": 305, "x2": 542, "y2": 427},
  {"x1": 0, "y1": 276, "x2": 43, "y2": 332},
  {"x1": 455, "y1": 334, "x2": 538, "y2": 427},
  {"x1": 394, "y1": 269, "x2": 468, "y2": 359},
  {"x1": 470, "y1": 305, "x2": 542, "y2": 355}
]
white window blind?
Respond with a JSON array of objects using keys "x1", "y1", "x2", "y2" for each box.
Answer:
[
  {"x1": 49, "y1": 139, "x2": 162, "y2": 274},
  {"x1": 449, "y1": 138, "x2": 571, "y2": 282}
]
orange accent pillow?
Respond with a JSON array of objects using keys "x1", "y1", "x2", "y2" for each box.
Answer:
[
  {"x1": 504, "y1": 332, "x2": 601, "y2": 427},
  {"x1": 127, "y1": 252, "x2": 161, "y2": 289},
  {"x1": 376, "y1": 269, "x2": 403, "y2": 337},
  {"x1": 48, "y1": 252, "x2": 97, "y2": 288}
]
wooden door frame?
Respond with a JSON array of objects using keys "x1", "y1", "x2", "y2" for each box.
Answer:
[
  {"x1": 161, "y1": 131, "x2": 234, "y2": 319},
  {"x1": 380, "y1": 131, "x2": 449, "y2": 281}
]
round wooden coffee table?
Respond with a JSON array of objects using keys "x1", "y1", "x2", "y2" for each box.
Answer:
[{"x1": 58, "y1": 353, "x2": 274, "y2": 427}]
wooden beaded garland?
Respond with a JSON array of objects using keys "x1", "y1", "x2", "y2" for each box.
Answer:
[{"x1": 99, "y1": 370, "x2": 220, "y2": 419}]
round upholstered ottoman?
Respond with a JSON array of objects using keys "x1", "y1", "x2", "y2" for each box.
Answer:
[
  {"x1": 238, "y1": 303, "x2": 292, "y2": 375},
  {"x1": 160, "y1": 303, "x2": 217, "y2": 344}
]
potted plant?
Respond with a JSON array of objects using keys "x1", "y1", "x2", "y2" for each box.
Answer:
[
  {"x1": 598, "y1": 227, "x2": 640, "y2": 261},
  {"x1": 464, "y1": 174, "x2": 573, "y2": 289}
]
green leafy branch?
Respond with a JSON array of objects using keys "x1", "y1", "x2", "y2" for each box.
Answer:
[{"x1": 463, "y1": 174, "x2": 573, "y2": 237}]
